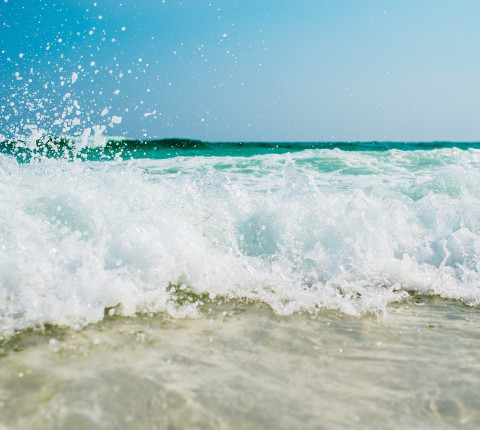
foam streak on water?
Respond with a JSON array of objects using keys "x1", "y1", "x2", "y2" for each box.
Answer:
[{"x1": 2, "y1": 144, "x2": 480, "y2": 337}]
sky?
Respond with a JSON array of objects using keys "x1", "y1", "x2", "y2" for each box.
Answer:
[{"x1": 1, "y1": 0, "x2": 480, "y2": 142}]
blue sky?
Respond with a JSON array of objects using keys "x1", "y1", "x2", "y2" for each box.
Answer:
[{"x1": 1, "y1": 0, "x2": 480, "y2": 141}]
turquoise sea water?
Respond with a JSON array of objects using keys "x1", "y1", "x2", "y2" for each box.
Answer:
[
  {"x1": 3, "y1": 137, "x2": 480, "y2": 161},
  {"x1": 1, "y1": 138, "x2": 480, "y2": 428}
]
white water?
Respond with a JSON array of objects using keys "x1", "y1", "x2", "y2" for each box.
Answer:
[{"x1": 2, "y1": 148, "x2": 480, "y2": 337}]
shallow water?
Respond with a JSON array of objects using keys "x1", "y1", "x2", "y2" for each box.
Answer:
[
  {"x1": 2, "y1": 140, "x2": 480, "y2": 428},
  {"x1": 1, "y1": 298, "x2": 479, "y2": 429}
]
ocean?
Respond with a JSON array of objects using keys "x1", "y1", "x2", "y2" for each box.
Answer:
[{"x1": 1, "y1": 138, "x2": 480, "y2": 429}]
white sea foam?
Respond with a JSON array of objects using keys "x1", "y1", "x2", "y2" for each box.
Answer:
[{"x1": 1, "y1": 148, "x2": 480, "y2": 336}]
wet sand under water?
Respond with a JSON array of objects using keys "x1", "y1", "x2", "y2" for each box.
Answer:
[{"x1": 1, "y1": 298, "x2": 479, "y2": 430}]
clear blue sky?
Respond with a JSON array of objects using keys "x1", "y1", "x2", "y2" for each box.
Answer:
[{"x1": 1, "y1": 0, "x2": 480, "y2": 141}]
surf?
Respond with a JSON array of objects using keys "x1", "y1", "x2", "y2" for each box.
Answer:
[{"x1": 2, "y1": 141, "x2": 480, "y2": 338}]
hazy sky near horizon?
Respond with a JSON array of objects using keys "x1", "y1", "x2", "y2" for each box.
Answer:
[{"x1": 1, "y1": 0, "x2": 480, "y2": 141}]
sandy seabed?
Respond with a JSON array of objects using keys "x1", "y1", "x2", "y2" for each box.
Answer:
[{"x1": 1, "y1": 298, "x2": 479, "y2": 430}]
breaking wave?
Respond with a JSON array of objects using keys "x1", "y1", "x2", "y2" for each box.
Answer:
[{"x1": 1, "y1": 141, "x2": 480, "y2": 337}]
